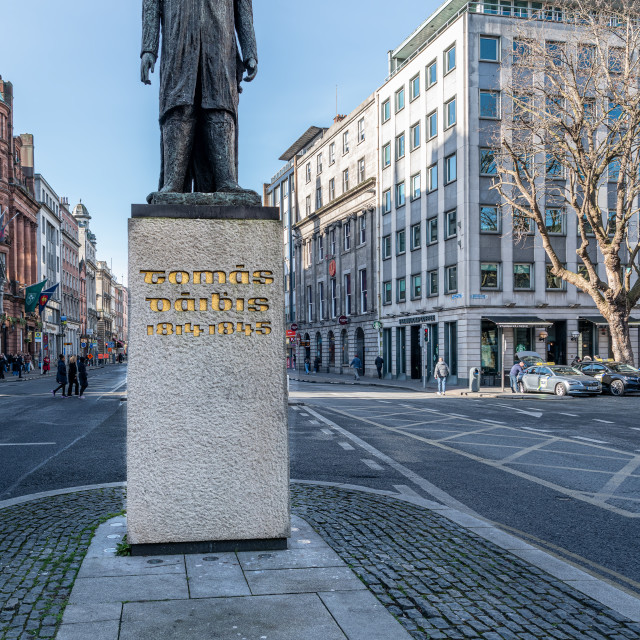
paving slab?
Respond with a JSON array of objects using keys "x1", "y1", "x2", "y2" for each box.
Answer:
[
  {"x1": 78, "y1": 554, "x2": 185, "y2": 578},
  {"x1": 510, "y1": 548, "x2": 600, "y2": 581},
  {"x1": 245, "y1": 566, "x2": 367, "y2": 595},
  {"x1": 565, "y1": 580, "x2": 640, "y2": 622},
  {"x1": 185, "y1": 553, "x2": 251, "y2": 598},
  {"x1": 61, "y1": 603, "x2": 122, "y2": 624},
  {"x1": 55, "y1": 620, "x2": 120, "y2": 640},
  {"x1": 69, "y1": 573, "x2": 189, "y2": 604},
  {"x1": 237, "y1": 546, "x2": 344, "y2": 570},
  {"x1": 119, "y1": 594, "x2": 348, "y2": 640}
]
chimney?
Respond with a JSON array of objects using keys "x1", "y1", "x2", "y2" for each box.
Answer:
[{"x1": 333, "y1": 114, "x2": 347, "y2": 124}]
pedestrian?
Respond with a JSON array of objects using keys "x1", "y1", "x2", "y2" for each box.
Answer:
[
  {"x1": 304, "y1": 356, "x2": 310, "y2": 374},
  {"x1": 571, "y1": 355, "x2": 581, "y2": 367},
  {"x1": 77, "y1": 356, "x2": 88, "y2": 398},
  {"x1": 68, "y1": 355, "x2": 79, "y2": 396},
  {"x1": 510, "y1": 361, "x2": 526, "y2": 394},
  {"x1": 43, "y1": 356, "x2": 50, "y2": 375},
  {"x1": 0, "y1": 353, "x2": 6, "y2": 379},
  {"x1": 293, "y1": 353, "x2": 296, "y2": 370},
  {"x1": 52, "y1": 354, "x2": 68, "y2": 397},
  {"x1": 434, "y1": 357, "x2": 450, "y2": 395},
  {"x1": 16, "y1": 353, "x2": 23, "y2": 379},
  {"x1": 375, "y1": 355, "x2": 384, "y2": 379},
  {"x1": 350, "y1": 354, "x2": 362, "y2": 381},
  {"x1": 313, "y1": 356, "x2": 320, "y2": 374}
]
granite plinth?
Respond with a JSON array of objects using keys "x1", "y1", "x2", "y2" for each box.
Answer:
[
  {"x1": 146, "y1": 191, "x2": 261, "y2": 207},
  {"x1": 127, "y1": 205, "x2": 289, "y2": 550}
]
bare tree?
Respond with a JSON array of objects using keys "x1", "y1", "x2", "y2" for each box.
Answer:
[{"x1": 492, "y1": 0, "x2": 640, "y2": 363}]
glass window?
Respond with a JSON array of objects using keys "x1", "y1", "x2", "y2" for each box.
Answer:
[
  {"x1": 359, "y1": 215, "x2": 366, "y2": 244},
  {"x1": 608, "y1": 47, "x2": 624, "y2": 74},
  {"x1": 383, "y1": 281, "x2": 392, "y2": 304},
  {"x1": 410, "y1": 223, "x2": 421, "y2": 250},
  {"x1": 428, "y1": 163, "x2": 438, "y2": 191},
  {"x1": 480, "y1": 205, "x2": 499, "y2": 232},
  {"x1": 382, "y1": 235, "x2": 391, "y2": 259},
  {"x1": 396, "y1": 229, "x2": 406, "y2": 255},
  {"x1": 446, "y1": 209, "x2": 457, "y2": 238},
  {"x1": 396, "y1": 133, "x2": 405, "y2": 159},
  {"x1": 546, "y1": 153, "x2": 564, "y2": 178},
  {"x1": 305, "y1": 163, "x2": 311, "y2": 183},
  {"x1": 427, "y1": 60, "x2": 437, "y2": 87},
  {"x1": 428, "y1": 217, "x2": 438, "y2": 243},
  {"x1": 383, "y1": 189, "x2": 391, "y2": 214},
  {"x1": 446, "y1": 265, "x2": 457, "y2": 293},
  {"x1": 513, "y1": 93, "x2": 531, "y2": 122},
  {"x1": 445, "y1": 154, "x2": 457, "y2": 183},
  {"x1": 428, "y1": 270, "x2": 438, "y2": 296},
  {"x1": 343, "y1": 130, "x2": 349, "y2": 154},
  {"x1": 480, "y1": 90, "x2": 500, "y2": 119},
  {"x1": 315, "y1": 186, "x2": 322, "y2": 209},
  {"x1": 481, "y1": 320, "x2": 499, "y2": 374},
  {"x1": 545, "y1": 208, "x2": 565, "y2": 234},
  {"x1": 410, "y1": 122, "x2": 421, "y2": 150},
  {"x1": 513, "y1": 210, "x2": 534, "y2": 234},
  {"x1": 512, "y1": 39, "x2": 531, "y2": 64},
  {"x1": 396, "y1": 182, "x2": 406, "y2": 207},
  {"x1": 481, "y1": 263, "x2": 500, "y2": 289},
  {"x1": 357, "y1": 117, "x2": 365, "y2": 142},
  {"x1": 329, "y1": 178, "x2": 335, "y2": 202},
  {"x1": 382, "y1": 143, "x2": 391, "y2": 168},
  {"x1": 305, "y1": 195, "x2": 311, "y2": 216},
  {"x1": 546, "y1": 264, "x2": 565, "y2": 290},
  {"x1": 344, "y1": 273, "x2": 352, "y2": 315},
  {"x1": 445, "y1": 97, "x2": 456, "y2": 128},
  {"x1": 410, "y1": 74, "x2": 420, "y2": 101},
  {"x1": 318, "y1": 235, "x2": 324, "y2": 261},
  {"x1": 329, "y1": 142, "x2": 336, "y2": 165},
  {"x1": 427, "y1": 110, "x2": 438, "y2": 139},
  {"x1": 480, "y1": 148, "x2": 497, "y2": 175},
  {"x1": 357, "y1": 158, "x2": 366, "y2": 184},
  {"x1": 344, "y1": 221, "x2": 351, "y2": 250},
  {"x1": 360, "y1": 269, "x2": 367, "y2": 312},
  {"x1": 381, "y1": 100, "x2": 390, "y2": 123},
  {"x1": 395, "y1": 87, "x2": 405, "y2": 112},
  {"x1": 411, "y1": 173, "x2": 421, "y2": 200},
  {"x1": 444, "y1": 44, "x2": 456, "y2": 74},
  {"x1": 343, "y1": 168, "x2": 349, "y2": 192},
  {"x1": 317, "y1": 153, "x2": 323, "y2": 174},
  {"x1": 546, "y1": 41, "x2": 564, "y2": 68},
  {"x1": 480, "y1": 36, "x2": 500, "y2": 61},
  {"x1": 411, "y1": 274, "x2": 422, "y2": 298},
  {"x1": 397, "y1": 277, "x2": 406, "y2": 302},
  {"x1": 514, "y1": 263, "x2": 533, "y2": 290}
]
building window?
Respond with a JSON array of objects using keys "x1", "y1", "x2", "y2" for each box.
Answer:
[
  {"x1": 318, "y1": 281, "x2": 325, "y2": 319},
  {"x1": 382, "y1": 235, "x2": 391, "y2": 259},
  {"x1": 330, "y1": 228, "x2": 336, "y2": 255},
  {"x1": 410, "y1": 122, "x2": 421, "y2": 151},
  {"x1": 513, "y1": 210, "x2": 534, "y2": 234},
  {"x1": 344, "y1": 221, "x2": 351, "y2": 251},
  {"x1": 546, "y1": 264, "x2": 566, "y2": 290},
  {"x1": 428, "y1": 217, "x2": 438, "y2": 244},
  {"x1": 479, "y1": 35, "x2": 500, "y2": 61},
  {"x1": 396, "y1": 182, "x2": 406, "y2": 207},
  {"x1": 480, "y1": 148, "x2": 497, "y2": 175},
  {"x1": 546, "y1": 152, "x2": 564, "y2": 178},
  {"x1": 331, "y1": 278, "x2": 337, "y2": 317},
  {"x1": 479, "y1": 90, "x2": 501, "y2": 119},
  {"x1": 428, "y1": 163, "x2": 438, "y2": 192},
  {"x1": 318, "y1": 235, "x2": 325, "y2": 261},
  {"x1": 307, "y1": 285, "x2": 313, "y2": 322},
  {"x1": 445, "y1": 154, "x2": 457, "y2": 183},
  {"x1": 480, "y1": 205, "x2": 500, "y2": 232},
  {"x1": 344, "y1": 274, "x2": 352, "y2": 314},
  {"x1": 329, "y1": 142, "x2": 336, "y2": 165},
  {"x1": 382, "y1": 99, "x2": 391, "y2": 123},
  {"x1": 357, "y1": 158, "x2": 366, "y2": 184},
  {"x1": 395, "y1": 87, "x2": 405, "y2": 112},
  {"x1": 411, "y1": 274, "x2": 422, "y2": 299},
  {"x1": 545, "y1": 208, "x2": 565, "y2": 234},
  {"x1": 445, "y1": 209, "x2": 457, "y2": 238},
  {"x1": 396, "y1": 228, "x2": 406, "y2": 255},
  {"x1": 329, "y1": 178, "x2": 335, "y2": 202},
  {"x1": 445, "y1": 97, "x2": 456, "y2": 128},
  {"x1": 382, "y1": 143, "x2": 391, "y2": 168},
  {"x1": 512, "y1": 39, "x2": 531, "y2": 64},
  {"x1": 481, "y1": 263, "x2": 500, "y2": 289},
  {"x1": 343, "y1": 168, "x2": 349, "y2": 192},
  {"x1": 360, "y1": 269, "x2": 368, "y2": 312},
  {"x1": 428, "y1": 270, "x2": 438, "y2": 296},
  {"x1": 445, "y1": 265, "x2": 458, "y2": 293},
  {"x1": 444, "y1": 44, "x2": 456, "y2": 74},
  {"x1": 315, "y1": 187, "x2": 323, "y2": 210},
  {"x1": 410, "y1": 223, "x2": 421, "y2": 250},
  {"x1": 383, "y1": 189, "x2": 391, "y2": 214},
  {"x1": 397, "y1": 277, "x2": 406, "y2": 302},
  {"x1": 514, "y1": 264, "x2": 533, "y2": 290},
  {"x1": 343, "y1": 131, "x2": 349, "y2": 154},
  {"x1": 357, "y1": 117, "x2": 365, "y2": 142},
  {"x1": 305, "y1": 163, "x2": 311, "y2": 183},
  {"x1": 359, "y1": 215, "x2": 366, "y2": 245},
  {"x1": 410, "y1": 74, "x2": 420, "y2": 101},
  {"x1": 411, "y1": 173, "x2": 421, "y2": 200},
  {"x1": 383, "y1": 281, "x2": 392, "y2": 304},
  {"x1": 427, "y1": 60, "x2": 437, "y2": 87},
  {"x1": 305, "y1": 196, "x2": 311, "y2": 216},
  {"x1": 427, "y1": 110, "x2": 438, "y2": 140},
  {"x1": 396, "y1": 133, "x2": 405, "y2": 159}
]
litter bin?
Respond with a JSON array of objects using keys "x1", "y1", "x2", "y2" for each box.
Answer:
[{"x1": 469, "y1": 367, "x2": 480, "y2": 393}]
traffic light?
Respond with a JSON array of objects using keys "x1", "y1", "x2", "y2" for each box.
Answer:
[{"x1": 423, "y1": 326, "x2": 429, "y2": 343}]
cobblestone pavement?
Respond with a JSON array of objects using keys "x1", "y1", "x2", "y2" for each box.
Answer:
[
  {"x1": 0, "y1": 488, "x2": 125, "y2": 640},
  {"x1": 292, "y1": 484, "x2": 640, "y2": 640}
]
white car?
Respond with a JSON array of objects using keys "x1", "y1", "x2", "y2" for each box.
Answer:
[{"x1": 519, "y1": 365, "x2": 602, "y2": 396}]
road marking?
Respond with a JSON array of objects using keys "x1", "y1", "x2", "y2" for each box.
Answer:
[
  {"x1": 494, "y1": 403, "x2": 543, "y2": 419},
  {"x1": 320, "y1": 428, "x2": 332, "y2": 436},
  {"x1": 393, "y1": 484, "x2": 422, "y2": 498},
  {"x1": 338, "y1": 441, "x2": 354, "y2": 451},
  {"x1": 572, "y1": 436, "x2": 609, "y2": 444},
  {"x1": 447, "y1": 413, "x2": 469, "y2": 418},
  {"x1": 594, "y1": 456, "x2": 640, "y2": 501},
  {"x1": 361, "y1": 459, "x2": 383, "y2": 471},
  {"x1": 291, "y1": 406, "x2": 300, "y2": 411},
  {"x1": 593, "y1": 419, "x2": 614, "y2": 424},
  {"x1": 483, "y1": 419, "x2": 507, "y2": 424},
  {"x1": 500, "y1": 436, "x2": 560, "y2": 465},
  {"x1": 308, "y1": 420, "x2": 320, "y2": 425},
  {"x1": 560, "y1": 413, "x2": 579, "y2": 417},
  {"x1": 378, "y1": 400, "x2": 391, "y2": 404},
  {"x1": 299, "y1": 413, "x2": 309, "y2": 417},
  {"x1": 521, "y1": 426, "x2": 552, "y2": 433},
  {"x1": 0, "y1": 442, "x2": 56, "y2": 447},
  {"x1": 632, "y1": 428, "x2": 640, "y2": 432}
]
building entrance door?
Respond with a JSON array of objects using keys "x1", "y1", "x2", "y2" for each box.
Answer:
[
  {"x1": 425, "y1": 323, "x2": 438, "y2": 381},
  {"x1": 547, "y1": 321, "x2": 567, "y2": 364},
  {"x1": 383, "y1": 328, "x2": 392, "y2": 377},
  {"x1": 410, "y1": 325, "x2": 422, "y2": 379}
]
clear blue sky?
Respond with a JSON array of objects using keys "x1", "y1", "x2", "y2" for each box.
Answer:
[{"x1": 1, "y1": 0, "x2": 440, "y2": 285}]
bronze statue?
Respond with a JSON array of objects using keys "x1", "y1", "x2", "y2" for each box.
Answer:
[{"x1": 141, "y1": 0, "x2": 260, "y2": 204}]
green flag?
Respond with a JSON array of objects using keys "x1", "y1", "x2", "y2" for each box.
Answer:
[{"x1": 24, "y1": 280, "x2": 47, "y2": 313}]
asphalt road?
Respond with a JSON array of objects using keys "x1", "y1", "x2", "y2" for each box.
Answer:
[
  {"x1": 0, "y1": 365, "x2": 127, "y2": 500},
  {"x1": 290, "y1": 380, "x2": 640, "y2": 597}
]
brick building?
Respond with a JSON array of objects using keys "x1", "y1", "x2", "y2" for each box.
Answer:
[{"x1": 0, "y1": 76, "x2": 40, "y2": 356}]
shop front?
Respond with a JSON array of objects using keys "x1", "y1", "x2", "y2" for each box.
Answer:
[{"x1": 578, "y1": 316, "x2": 640, "y2": 362}]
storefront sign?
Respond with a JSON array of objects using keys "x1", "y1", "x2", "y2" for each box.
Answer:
[
  {"x1": 471, "y1": 294, "x2": 487, "y2": 299},
  {"x1": 399, "y1": 314, "x2": 437, "y2": 325},
  {"x1": 34, "y1": 332, "x2": 42, "y2": 342},
  {"x1": 286, "y1": 330, "x2": 296, "y2": 338}
]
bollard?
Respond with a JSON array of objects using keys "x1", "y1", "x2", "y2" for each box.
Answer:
[{"x1": 469, "y1": 367, "x2": 480, "y2": 393}]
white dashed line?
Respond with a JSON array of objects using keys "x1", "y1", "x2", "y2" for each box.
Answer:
[
  {"x1": 448, "y1": 413, "x2": 468, "y2": 418},
  {"x1": 299, "y1": 413, "x2": 309, "y2": 417},
  {"x1": 379, "y1": 400, "x2": 391, "y2": 404},
  {"x1": 572, "y1": 436, "x2": 609, "y2": 444},
  {"x1": 309, "y1": 420, "x2": 320, "y2": 425},
  {"x1": 632, "y1": 428, "x2": 640, "y2": 432},
  {"x1": 321, "y1": 428, "x2": 333, "y2": 436},
  {"x1": 593, "y1": 419, "x2": 614, "y2": 424},
  {"x1": 521, "y1": 426, "x2": 552, "y2": 433},
  {"x1": 0, "y1": 442, "x2": 56, "y2": 447},
  {"x1": 361, "y1": 459, "x2": 384, "y2": 471},
  {"x1": 338, "y1": 441, "x2": 355, "y2": 451},
  {"x1": 291, "y1": 406, "x2": 300, "y2": 411},
  {"x1": 484, "y1": 420, "x2": 507, "y2": 424},
  {"x1": 559, "y1": 413, "x2": 579, "y2": 417}
]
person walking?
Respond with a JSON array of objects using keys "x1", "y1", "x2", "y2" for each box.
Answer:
[
  {"x1": 15, "y1": 353, "x2": 23, "y2": 379},
  {"x1": 304, "y1": 356, "x2": 310, "y2": 374},
  {"x1": 68, "y1": 356, "x2": 79, "y2": 396},
  {"x1": 375, "y1": 355, "x2": 384, "y2": 379},
  {"x1": 0, "y1": 353, "x2": 6, "y2": 379},
  {"x1": 350, "y1": 354, "x2": 362, "y2": 381},
  {"x1": 77, "y1": 357, "x2": 88, "y2": 398},
  {"x1": 43, "y1": 355, "x2": 50, "y2": 375},
  {"x1": 509, "y1": 361, "x2": 525, "y2": 393},
  {"x1": 434, "y1": 357, "x2": 450, "y2": 395},
  {"x1": 52, "y1": 355, "x2": 68, "y2": 397},
  {"x1": 313, "y1": 356, "x2": 320, "y2": 374}
]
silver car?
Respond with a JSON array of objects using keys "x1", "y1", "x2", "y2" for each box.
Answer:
[{"x1": 519, "y1": 365, "x2": 602, "y2": 396}]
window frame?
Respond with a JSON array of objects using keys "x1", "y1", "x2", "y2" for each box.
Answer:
[
  {"x1": 544, "y1": 207, "x2": 566, "y2": 235},
  {"x1": 396, "y1": 228, "x2": 406, "y2": 255},
  {"x1": 445, "y1": 265, "x2": 458, "y2": 294},
  {"x1": 382, "y1": 235, "x2": 392, "y2": 259},
  {"x1": 343, "y1": 130, "x2": 350, "y2": 154},
  {"x1": 428, "y1": 270, "x2": 439, "y2": 297},
  {"x1": 359, "y1": 215, "x2": 367, "y2": 245},
  {"x1": 396, "y1": 277, "x2": 407, "y2": 303},
  {"x1": 329, "y1": 177, "x2": 336, "y2": 202},
  {"x1": 411, "y1": 173, "x2": 421, "y2": 200},
  {"x1": 427, "y1": 110, "x2": 438, "y2": 140},
  {"x1": 395, "y1": 86, "x2": 405, "y2": 112},
  {"x1": 343, "y1": 168, "x2": 349, "y2": 193},
  {"x1": 479, "y1": 90, "x2": 501, "y2": 120},
  {"x1": 329, "y1": 142, "x2": 336, "y2": 165},
  {"x1": 445, "y1": 209, "x2": 457, "y2": 239},
  {"x1": 444, "y1": 43, "x2": 456, "y2": 75},
  {"x1": 480, "y1": 262, "x2": 501, "y2": 290},
  {"x1": 479, "y1": 35, "x2": 501, "y2": 62},
  {"x1": 382, "y1": 143, "x2": 391, "y2": 168},
  {"x1": 409, "y1": 73, "x2": 420, "y2": 101},
  {"x1": 428, "y1": 217, "x2": 438, "y2": 244},
  {"x1": 305, "y1": 163, "x2": 311, "y2": 183},
  {"x1": 427, "y1": 59, "x2": 437, "y2": 87},
  {"x1": 480, "y1": 148, "x2": 498, "y2": 175},
  {"x1": 445, "y1": 96, "x2": 457, "y2": 129},
  {"x1": 545, "y1": 264, "x2": 567, "y2": 291},
  {"x1": 396, "y1": 181, "x2": 406, "y2": 208},
  {"x1": 411, "y1": 273, "x2": 422, "y2": 299},
  {"x1": 410, "y1": 222, "x2": 421, "y2": 250},
  {"x1": 317, "y1": 153, "x2": 323, "y2": 174},
  {"x1": 410, "y1": 122, "x2": 421, "y2": 151},
  {"x1": 357, "y1": 157, "x2": 366, "y2": 184},
  {"x1": 381, "y1": 99, "x2": 391, "y2": 123},
  {"x1": 396, "y1": 132, "x2": 406, "y2": 160},
  {"x1": 445, "y1": 153, "x2": 457, "y2": 184},
  {"x1": 513, "y1": 263, "x2": 534, "y2": 290},
  {"x1": 357, "y1": 117, "x2": 365, "y2": 143},
  {"x1": 480, "y1": 205, "x2": 500, "y2": 233},
  {"x1": 383, "y1": 280, "x2": 392, "y2": 305},
  {"x1": 382, "y1": 189, "x2": 392, "y2": 214},
  {"x1": 427, "y1": 163, "x2": 438, "y2": 192},
  {"x1": 343, "y1": 220, "x2": 351, "y2": 251}
]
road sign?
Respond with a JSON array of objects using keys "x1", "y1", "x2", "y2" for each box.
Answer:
[
  {"x1": 290, "y1": 323, "x2": 298, "y2": 331},
  {"x1": 35, "y1": 332, "x2": 42, "y2": 342},
  {"x1": 61, "y1": 316, "x2": 67, "y2": 324},
  {"x1": 286, "y1": 330, "x2": 296, "y2": 338},
  {"x1": 338, "y1": 315, "x2": 349, "y2": 325},
  {"x1": 87, "y1": 354, "x2": 94, "y2": 360},
  {"x1": 80, "y1": 341, "x2": 87, "y2": 348}
]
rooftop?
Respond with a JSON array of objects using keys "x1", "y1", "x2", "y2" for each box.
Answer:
[{"x1": 279, "y1": 126, "x2": 326, "y2": 162}]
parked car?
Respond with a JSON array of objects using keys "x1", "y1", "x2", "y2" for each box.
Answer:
[
  {"x1": 576, "y1": 361, "x2": 640, "y2": 396},
  {"x1": 518, "y1": 365, "x2": 602, "y2": 396}
]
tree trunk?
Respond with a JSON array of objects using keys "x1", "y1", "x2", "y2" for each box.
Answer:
[{"x1": 605, "y1": 307, "x2": 635, "y2": 365}]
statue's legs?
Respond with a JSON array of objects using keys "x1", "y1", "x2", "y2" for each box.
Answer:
[
  {"x1": 159, "y1": 105, "x2": 196, "y2": 193},
  {"x1": 192, "y1": 109, "x2": 242, "y2": 193}
]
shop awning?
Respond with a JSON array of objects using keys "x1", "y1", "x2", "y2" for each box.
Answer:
[
  {"x1": 579, "y1": 316, "x2": 640, "y2": 327},
  {"x1": 483, "y1": 316, "x2": 553, "y2": 328}
]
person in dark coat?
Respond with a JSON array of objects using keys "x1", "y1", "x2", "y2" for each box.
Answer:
[
  {"x1": 375, "y1": 355, "x2": 384, "y2": 379},
  {"x1": 77, "y1": 357, "x2": 88, "y2": 398},
  {"x1": 0, "y1": 353, "x2": 6, "y2": 379},
  {"x1": 67, "y1": 356, "x2": 79, "y2": 396},
  {"x1": 52, "y1": 355, "x2": 68, "y2": 397}
]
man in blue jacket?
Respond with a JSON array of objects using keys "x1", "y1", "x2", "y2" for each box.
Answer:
[{"x1": 510, "y1": 361, "x2": 526, "y2": 393}]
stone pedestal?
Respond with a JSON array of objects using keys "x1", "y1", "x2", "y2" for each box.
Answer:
[{"x1": 127, "y1": 205, "x2": 290, "y2": 555}]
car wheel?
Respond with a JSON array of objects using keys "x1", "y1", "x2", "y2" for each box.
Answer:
[
  {"x1": 518, "y1": 382, "x2": 525, "y2": 393},
  {"x1": 610, "y1": 380, "x2": 625, "y2": 397},
  {"x1": 555, "y1": 383, "x2": 567, "y2": 397}
]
